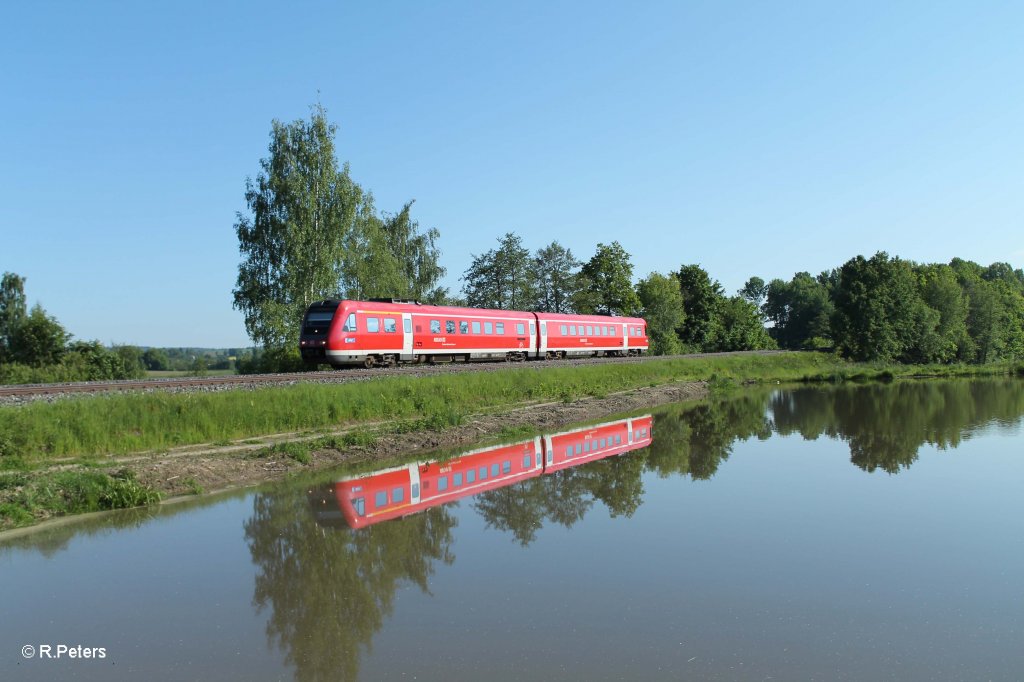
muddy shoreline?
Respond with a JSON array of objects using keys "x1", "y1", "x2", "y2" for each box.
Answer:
[{"x1": 134, "y1": 380, "x2": 709, "y2": 499}]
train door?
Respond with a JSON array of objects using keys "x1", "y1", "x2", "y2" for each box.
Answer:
[
  {"x1": 529, "y1": 321, "x2": 537, "y2": 358},
  {"x1": 539, "y1": 322, "x2": 548, "y2": 357},
  {"x1": 621, "y1": 323, "x2": 629, "y2": 352},
  {"x1": 626, "y1": 418, "x2": 634, "y2": 443},
  {"x1": 407, "y1": 463, "x2": 422, "y2": 504},
  {"x1": 401, "y1": 313, "x2": 414, "y2": 361}
]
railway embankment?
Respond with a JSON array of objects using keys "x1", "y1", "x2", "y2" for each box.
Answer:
[{"x1": 1, "y1": 352, "x2": 1019, "y2": 531}]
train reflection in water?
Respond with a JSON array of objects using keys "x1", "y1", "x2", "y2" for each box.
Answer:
[{"x1": 311, "y1": 415, "x2": 653, "y2": 530}]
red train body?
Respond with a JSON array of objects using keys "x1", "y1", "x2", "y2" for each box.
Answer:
[
  {"x1": 299, "y1": 299, "x2": 648, "y2": 367},
  {"x1": 315, "y1": 415, "x2": 653, "y2": 530}
]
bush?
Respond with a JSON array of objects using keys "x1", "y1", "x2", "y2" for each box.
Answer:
[{"x1": 237, "y1": 346, "x2": 308, "y2": 374}]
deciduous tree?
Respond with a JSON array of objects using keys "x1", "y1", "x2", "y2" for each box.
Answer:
[
  {"x1": 9, "y1": 304, "x2": 69, "y2": 367},
  {"x1": 636, "y1": 272, "x2": 684, "y2": 355},
  {"x1": 675, "y1": 264, "x2": 723, "y2": 351},
  {"x1": 233, "y1": 104, "x2": 364, "y2": 349},
  {"x1": 578, "y1": 242, "x2": 640, "y2": 316},
  {"x1": 461, "y1": 233, "x2": 534, "y2": 310},
  {"x1": 531, "y1": 241, "x2": 581, "y2": 313},
  {"x1": 0, "y1": 272, "x2": 27, "y2": 361}
]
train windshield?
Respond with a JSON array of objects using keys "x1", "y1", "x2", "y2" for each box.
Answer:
[{"x1": 302, "y1": 301, "x2": 340, "y2": 336}]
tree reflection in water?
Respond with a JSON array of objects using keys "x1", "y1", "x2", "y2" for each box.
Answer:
[
  {"x1": 244, "y1": 489, "x2": 455, "y2": 681},
  {"x1": 770, "y1": 379, "x2": 1024, "y2": 473}
]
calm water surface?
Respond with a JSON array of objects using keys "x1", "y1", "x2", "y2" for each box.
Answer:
[{"x1": 2, "y1": 378, "x2": 1023, "y2": 681}]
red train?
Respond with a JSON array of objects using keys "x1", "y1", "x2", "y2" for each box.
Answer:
[
  {"x1": 311, "y1": 415, "x2": 654, "y2": 530},
  {"x1": 299, "y1": 298, "x2": 648, "y2": 367}
]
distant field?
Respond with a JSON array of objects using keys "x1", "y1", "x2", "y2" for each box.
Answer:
[{"x1": 146, "y1": 370, "x2": 237, "y2": 378}]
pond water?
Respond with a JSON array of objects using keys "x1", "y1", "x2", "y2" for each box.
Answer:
[{"x1": 2, "y1": 378, "x2": 1023, "y2": 681}]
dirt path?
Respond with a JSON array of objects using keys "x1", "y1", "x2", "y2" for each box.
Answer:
[{"x1": 130, "y1": 380, "x2": 709, "y2": 499}]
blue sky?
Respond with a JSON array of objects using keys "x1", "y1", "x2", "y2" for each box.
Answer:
[{"x1": 2, "y1": 1, "x2": 1022, "y2": 347}]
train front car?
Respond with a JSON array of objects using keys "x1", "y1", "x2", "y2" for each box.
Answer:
[
  {"x1": 330, "y1": 438, "x2": 545, "y2": 529},
  {"x1": 301, "y1": 299, "x2": 411, "y2": 368},
  {"x1": 535, "y1": 313, "x2": 649, "y2": 359},
  {"x1": 304, "y1": 299, "x2": 540, "y2": 368},
  {"x1": 299, "y1": 299, "x2": 343, "y2": 365}
]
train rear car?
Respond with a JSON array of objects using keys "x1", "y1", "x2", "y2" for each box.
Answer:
[
  {"x1": 535, "y1": 313, "x2": 648, "y2": 359},
  {"x1": 542, "y1": 415, "x2": 653, "y2": 472}
]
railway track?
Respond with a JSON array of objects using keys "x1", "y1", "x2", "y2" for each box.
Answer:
[{"x1": 0, "y1": 350, "x2": 783, "y2": 401}]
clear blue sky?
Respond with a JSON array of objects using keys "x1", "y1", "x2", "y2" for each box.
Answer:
[{"x1": 2, "y1": 1, "x2": 1022, "y2": 347}]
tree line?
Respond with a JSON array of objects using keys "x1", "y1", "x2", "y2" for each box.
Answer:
[{"x1": 745, "y1": 253, "x2": 1024, "y2": 363}]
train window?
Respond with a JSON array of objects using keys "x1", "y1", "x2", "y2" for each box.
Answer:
[
  {"x1": 467, "y1": 469, "x2": 476, "y2": 483},
  {"x1": 393, "y1": 486, "x2": 404, "y2": 503},
  {"x1": 342, "y1": 313, "x2": 357, "y2": 332},
  {"x1": 502, "y1": 460, "x2": 511, "y2": 474},
  {"x1": 560, "y1": 325, "x2": 567, "y2": 335},
  {"x1": 437, "y1": 476, "x2": 448, "y2": 492},
  {"x1": 384, "y1": 318, "x2": 397, "y2": 333},
  {"x1": 496, "y1": 322, "x2": 505, "y2": 335},
  {"x1": 583, "y1": 440, "x2": 590, "y2": 453},
  {"x1": 460, "y1": 321, "x2": 469, "y2": 334},
  {"x1": 404, "y1": 319, "x2": 412, "y2": 333},
  {"x1": 575, "y1": 443, "x2": 583, "y2": 455},
  {"x1": 628, "y1": 431, "x2": 633, "y2": 442},
  {"x1": 472, "y1": 321, "x2": 481, "y2": 334},
  {"x1": 517, "y1": 323, "x2": 526, "y2": 335},
  {"x1": 454, "y1": 472, "x2": 463, "y2": 486},
  {"x1": 375, "y1": 491, "x2": 387, "y2": 508},
  {"x1": 431, "y1": 320, "x2": 441, "y2": 333},
  {"x1": 530, "y1": 323, "x2": 536, "y2": 335},
  {"x1": 354, "y1": 498, "x2": 365, "y2": 516},
  {"x1": 366, "y1": 317, "x2": 380, "y2": 333},
  {"x1": 491, "y1": 463, "x2": 499, "y2": 477},
  {"x1": 569, "y1": 325, "x2": 576, "y2": 335},
  {"x1": 615, "y1": 435, "x2": 622, "y2": 445},
  {"x1": 411, "y1": 483, "x2": 419, "y2": 498},
  {"x1": 479, "y1": 466, "x2": 488, "y2": 480},
  {"x1": 522, "y1": 454, "x2": 531, "y2": 468},
  {"x1": 446, "y1": 320, "x2": 456, "y2": 334},
  {"x1": 586, "y1": 325, "x2": 594, "y2": 336},
  {"x1": 566, "y1": 446, "x2": 573, "y2": 458},
  {"x1": 484, "y1": 322, "x2": 493, "y2": 334}
]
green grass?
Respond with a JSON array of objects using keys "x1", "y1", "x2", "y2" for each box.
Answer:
[
  {"x1": 0, "y1": 352, "x2": 1017, "y2": 469},
  {"x1": 1, "y1": 469, "x2": 160, "y2": 530}
]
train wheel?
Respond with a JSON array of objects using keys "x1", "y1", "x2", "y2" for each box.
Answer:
[{"x1": 363, "y1": 355, "x2": 376, "y2": 369}]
